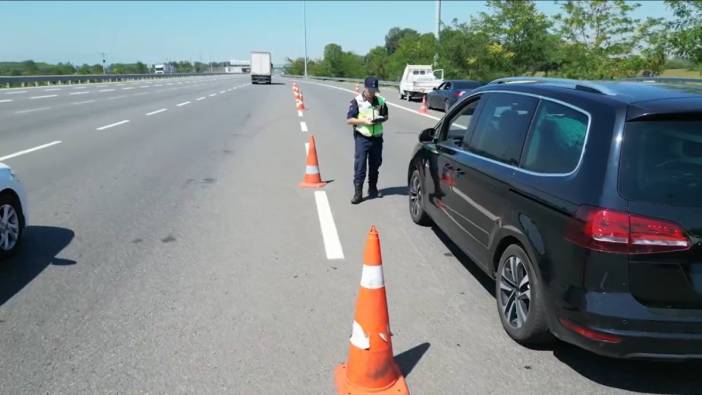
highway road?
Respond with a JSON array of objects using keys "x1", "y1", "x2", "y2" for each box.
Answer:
[{"x1": 1, "y1": 74, "x2": 701, "y2": 394}]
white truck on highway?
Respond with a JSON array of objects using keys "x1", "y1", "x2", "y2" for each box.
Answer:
[
  {"x1": 250, "y1": 51, "x2": 272, "y2": 84},
  {"x1": 153, "y1": 64, "x2": 175, "y2": 74},
  {"x1": 398, "y1": 64, "x2": 444, "y2": 101}
]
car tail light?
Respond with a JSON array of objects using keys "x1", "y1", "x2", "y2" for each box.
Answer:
[
  {"x1": 565, "y1": 206, "x2": 691, "y2": 254},
  {"x1": 453, "y1": 90, "x2": 466, "y2": 97},
  {"x1": 559, "y1": 318, "x2": 622, "y2": 344}
]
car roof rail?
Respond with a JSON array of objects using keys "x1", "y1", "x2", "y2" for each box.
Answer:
[
  {"x1": 624, "y1": 77, "x2": 702, "y2": 85},
  {"x1": 488, "y1": 77, "x2": 618, "y2": 96}
]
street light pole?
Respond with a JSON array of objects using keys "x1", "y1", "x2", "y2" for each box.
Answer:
[
  {"x1": 434, "y1": 0, "x2": 441, "y2": 67},
  {"x1": 303, "y1": 0, "x2": 308, "y2": 79}
]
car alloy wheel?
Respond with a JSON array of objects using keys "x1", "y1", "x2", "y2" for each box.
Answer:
[
  {"x1": 0, "y1": 203, "x2": 20, "y2": 252},
  {"x1": 409, "y1": 171, "x2": 423, "y2": 219},
  {"x1": 498, "y1": 255, "x2": 531, "y2": 329}
]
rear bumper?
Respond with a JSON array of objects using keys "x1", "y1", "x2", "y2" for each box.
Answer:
[
  {"x1": 251, "y1": 75, "x2": 271, "y2": 83},
  {"x1": 551, "y1": 290, "x2": 702, "y2": 360}
]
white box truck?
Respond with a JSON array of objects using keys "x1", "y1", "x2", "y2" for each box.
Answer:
[
  {"x1": 153, "y1": 63, "x2": 175, "y2": 74},
  {"x1": 250, "y1": 51, "x2": 272, "y2": 84},
  {"x1": 398, "y1": 65, "x2": 444, "y2": 101}
]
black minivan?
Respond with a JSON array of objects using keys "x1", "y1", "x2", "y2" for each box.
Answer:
[{"x1": 407, "y1": 77, "x2": 702, "y2": 359}]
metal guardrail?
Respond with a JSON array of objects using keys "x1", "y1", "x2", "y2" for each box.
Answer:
[
  {"x1": 0, "y1": 72, "x2": 228, "y2": 88},
  {"x1": 284, "y1": 74, "x2": 399, "y2": 87}
]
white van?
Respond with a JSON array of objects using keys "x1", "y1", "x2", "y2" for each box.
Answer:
[{"x1": 399, "y1": 65, "x2": 444, "y2": 101}]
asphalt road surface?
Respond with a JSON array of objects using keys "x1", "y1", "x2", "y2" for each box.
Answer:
[{"x1": 1, "y1": 75, "x2": 702, "y2": 394}]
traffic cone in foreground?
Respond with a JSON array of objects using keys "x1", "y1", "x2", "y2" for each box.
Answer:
[
  {"x1": 295, "y1": 88, "x2": 302, "y2": 100},
  {"x1": 334, "y1": 226, "x2": 409, "y2": 395},
  {"x1": 299, "y1": 135, "x2": 327, "y2": 188},
  {"x1": 419, "y1": 95, "x2": 428, "y2": 114},
  {"x1": 296, "y1": 95, "x2": 306, "y2": 111}
]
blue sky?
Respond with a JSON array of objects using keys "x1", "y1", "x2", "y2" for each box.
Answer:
[{"x1": 1, "y1": 1, "x2": 673, "y2": 65}]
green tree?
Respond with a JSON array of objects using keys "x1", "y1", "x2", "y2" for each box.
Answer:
[
  {"x1": 388, "y1": 33, "x2": 436, "y2": 80},
  {"x1": 666, "y1": 0, "x2": 702, "y2": 70},
  {"x1": 554, "y1": 0, "x2": 650, "y2": 79},
  {"x1": 384, "y1": 27, "x2": 419, "y2": 55},
  {"x1": 135, "y1": 61, "x2": 148, "y2": 74},
  {"x1": 78, "y1": 64, "x2": 91, "y2": 74},
  {"x1": 21, "y1": 60, "x2": 39, "y2": 75},
  {"x1": 364, "y1": 46, "x2": 390, "y2": 80},
  {"x1": 475, "y1": 0, "x2": 556, "y2": 75},
  {"x1": 90, "y1": 64, "x2": 104, "y2": 74}
]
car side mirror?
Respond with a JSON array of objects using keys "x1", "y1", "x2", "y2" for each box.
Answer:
[
  {"x1": 418, "y1": 128, "x2": 436, "y2": 143},
  {"x1": 432, "y1": 87, "x2": 437, "y2": 91}
]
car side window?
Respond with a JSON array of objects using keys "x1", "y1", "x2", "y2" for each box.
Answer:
[
  {"x1": 466, "y1": 93, "x2": 538, "y2": 166},
  {"x1": 439, "y1": 97, "x2": 481, "y2": 148},
  {"x1": 522, "y1": 100, "x2": 588, "y2": 173},
  {"x1": 444, "y1": 82, "x2": 452, "y2": 90}
]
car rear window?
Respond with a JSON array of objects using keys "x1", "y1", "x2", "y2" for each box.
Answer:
[{"x1": 619, "y1": 120, "x2": 702, "y2": 207}]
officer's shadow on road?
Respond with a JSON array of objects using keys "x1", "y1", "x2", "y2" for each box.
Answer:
[
  {"x1": 378, "y1": 186, "x2": 408, "y2": 197},
  {"x1": 432, "y1": 224, "x2": 702, "y2": 393},
  {"x1": 0, "y1": 226, "x2": 75, "y2": 306}
]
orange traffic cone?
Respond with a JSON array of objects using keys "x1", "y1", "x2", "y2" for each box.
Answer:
[
  {"x1": 299, "y1": 135, "x2": 326, "y2": 188},
  {"x1": 419, "y1": 95, "x2": 428, "y2": 114},
  {"x1": 295, "y1": 89, "x2": 302, "y2": 100},
  {"x1": 334, "y1": 226, "x2": 409, "y2": 395},
  {"x1": 296, "y1": 94, "x2": 306, "y2": 111}
]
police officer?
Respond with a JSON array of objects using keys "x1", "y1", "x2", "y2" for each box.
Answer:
[{"x1": 346, "y1": 76, "x2": 389, "y2": 205}]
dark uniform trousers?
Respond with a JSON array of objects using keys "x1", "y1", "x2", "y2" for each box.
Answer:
[{"x1": 353, "y1": 131, "x2": 383, "y2": 186}]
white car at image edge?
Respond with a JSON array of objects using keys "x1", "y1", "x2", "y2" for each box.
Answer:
[{"x1": 0, "y1": 162, "x2": 27, "y2": 259}]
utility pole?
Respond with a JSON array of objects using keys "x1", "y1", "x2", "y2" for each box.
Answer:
[
  {"x1": 303, "y1": 0, "x2": 308, "y2": 79},
  {"x1": 100, "y1": 52, "x2": 107, "y2": 74},
  {"x1": 434, "y1": 0, "x2": 441, "y2": 67}
]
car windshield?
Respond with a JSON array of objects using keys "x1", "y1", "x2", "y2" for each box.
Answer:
[{"x1": 619, "y1": 120, "x2": 702, "y2": 207}]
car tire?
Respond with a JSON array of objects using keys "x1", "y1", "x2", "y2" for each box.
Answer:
[
  {"x1": 0, "y1": 193, "x2": 23, "y2": 260},
  {"x1": 399, "y1": 91, "x2": 406, "y2": 100},
  {"x1": 408, "y1": 168, "x2": 432, "y2": 226},
  {"x1": 495, "y1": 245, "x2": 551, "y2": 345}
]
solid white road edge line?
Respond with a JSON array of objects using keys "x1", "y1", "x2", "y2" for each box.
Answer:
[
  {"x1": 96, "y1": 119, "x2": 130, "y2": 131},
  {"x1": 145, "y1": 108, "x2": 168, "y2": 116},
  {"x1": 314, "y1": 190, "x2": 345, "y2": 260},
  {"x1": 302, "y1": 80, "x2": 441, "y2": 121},
  {"x1": 0, "y1": 141, "x2": 62, "y2": 161}
]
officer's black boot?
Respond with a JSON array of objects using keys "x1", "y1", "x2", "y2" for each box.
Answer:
[
  {"x1": 351, "y1": 184, "x2": 363, "y2": 205},
  {"x1": 368, "y1": 182, "x2": 382, "y2": 199}
]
